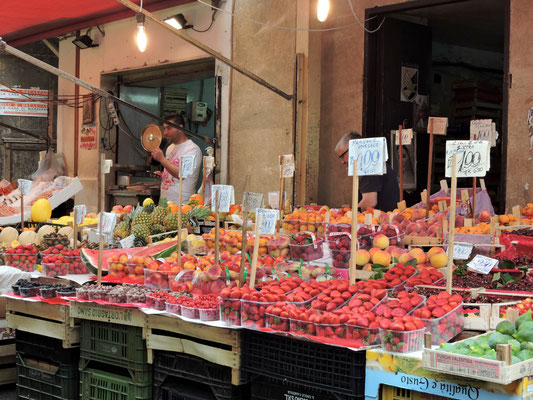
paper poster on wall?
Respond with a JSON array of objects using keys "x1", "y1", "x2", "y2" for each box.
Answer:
[
  {"x1": 413, "y1": 94, "x2": 429, "y2": 130},
  {"x1": 0, "y1": 86, "x2": 48, "y2": 117},
  {"x1": 400, "y1": 66, "x2": 418, "y2": 102},
  {"x1": 80, "y1": 123, "x2": 96, "y2": 149}
]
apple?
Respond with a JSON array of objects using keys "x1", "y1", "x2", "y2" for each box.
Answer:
[{"x1": 112, "y1": 205, "x2": 124, "y2": 213}]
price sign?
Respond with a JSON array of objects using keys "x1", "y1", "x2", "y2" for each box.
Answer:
[
  {"x1": 393, "y1": 128, "x2": 413, "y2": 145},
  {"x1": 428, "y1": 117, "x2": 448, "y2": 135},
  {"x1": 74, "y1": 205, "x2": 87, "y2": 225},
  {"x1": 467, "y1": 254, "x2": 498, "y2": 274},
  {"x1": 17, "y1": 179, "x2": 32, "y2": 195},
  {"x1": 180, "y1": 155, "x2": 196, "y2": 178},
  {"x1": 255, "y1": 208, "x2": 279, "y2": 235},
  {"x1": 445, "y1": 140, "x2": 490, "y2": 178},
  {"x1": 281, "y1": 163, "x2": 295, "y2": 178},
  {"x1": 446, "y1": 242, "x2": 473, "y2": 260},
  {"x1": 104, "y1": 159, "x2": 113, "y2": 174},
  {"x1": 348, "y1": 137, "x2": 388, "y2": 176},
  {"x1": 470, "y1": 119, "x2": 496, "y2": 147},
  {"x1": 211, "y1": 185, "x2": 234, "y2": 213},
  {"x1": 97, "y1": 212, "x2": 117, "y2": 235},
  {"x1": 120, "y1": 234, "x2": 135, "y2": 248},
  {"x1": 244, "y1": 192, "x2": 264, "y2": 212},
  {"x1": 281, "y1": 154, "x2": 294, "y2": 165}
]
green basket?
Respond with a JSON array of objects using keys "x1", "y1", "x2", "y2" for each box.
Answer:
[
  {"x1": 80, "y1": 368, "x2": 152, "y2": 400},
  {"x1": 80, "y1": 320, "x2": 151, "y2": 382}
]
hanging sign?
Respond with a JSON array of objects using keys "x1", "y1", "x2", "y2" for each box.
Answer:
[
  {"x1": 211, "y1": 185, "x2": 234, "y2": 213},
  {"x1": 348, "y1": 137, "x2": 388, "y2": 176},
  {"x1": 0, "y1": 86, "x2": 48, "y2": 117},
  {"x1": 281, "y1": 154, "x2": 295, "y2": 178},
  {"x1": 180, "y1": 155, "x2": 196, "y2": 178},
  {"x1": 255, "y1": 208, "x2": 280, "y2": 235},
  {"x1": 120, "y1": 234, "x2": 135, "y2": 249},
  {"x1": 97, "y1": 212, "x2": 117, "y2": 235},
  {"x1": 244, "y1": 192, "x2": 264, "y2": 212},
  {"x1": 74, "y1": 205, "x2": 87, "y2": 225},
  {"x1": 446, "y1": 242, "x2": 473, "y2": 260},
  {"x1": 467, "y1": 254, "x2": 498, "y2": 274},
  {"x1": 470, "y1": 119, "x2": 496, "y2": 147},
  {"x1": 445, "y1": 140, "x2": 490, "y2": 178},
  {"x1": 17, "y1": 179, "x2": 32, "y2": 195},
  {"x1": 428, "y1": 117, "x2": 448, "y2": 135},
  {"x1": 393, "y1": 128, "x2": 413, "y2": 145}
]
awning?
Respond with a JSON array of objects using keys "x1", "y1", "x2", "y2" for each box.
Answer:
[{"x1": 0, "y1": 0, "x2": 193, "y2": 47}]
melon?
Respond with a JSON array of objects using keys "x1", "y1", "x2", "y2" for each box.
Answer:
[
  {"x1": 31, "y1": 199, "x2": 52, "y2": 222},
  {"x1": 0, "y1": 227, "x2": 18, "y2": 243},
  {"x1": 37, "y1": 225, "x2": 55, "y2": 241},
  {"x1": 18, "y1": 230, "x2": 38, "y2": 246},
  {"x1": 58, "y1": 226, "x2": 74, "y2": 238}
]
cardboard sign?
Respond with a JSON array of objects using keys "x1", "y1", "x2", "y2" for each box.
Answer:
[
  {"x1": 467, "y1": 254, "x2": 498, "y2": 274},
  {"x1": 104, "y1": 159, "x2": 113, "y2": 174},
  {"x1": 470, "y1": 119, "x2": 496, "y2": 147},
  {"x1": 120, "y1": 234, "x2": 135, "y2": 249},
  {"x1": 17, "y1": 179, "x2": 32, "y2": 195},
  {"x1": 428, "y1": 117, "x2": 448, "y2": 135},
  {"x1": 180, "y1": 155, "x2": 196, "y2": 178},
  {"x1": 74, "y1": 205, "x2": 87, "y2": 225},
  {"x1": 211, "y1": 185, "x2": 234, "y2": 213},
  {"x1": 281, "y1": 154, "x2": 295, "y2": 165},
  {"x1": 445, "y1": 140, "x2": 490, "y2": 178},
  {"x1": 244, "y1": 192, "x2": 264, "y2": 212},
  {"x1": 204, "y1": 156, "x2": 215, "y2": 169},
  {"x1": 281, "y1": 163, "x2": 295, "y2": 178},
  {"x1": 348, "y1": 137, "x2": 388, "y2": 176},
  {"x1": 255, "y1": 208, "x2": 280, "y2": 235},
  {"x1": 447, "y1": 242, "x2": 473, "y2": 260},
  {"x1": 267, "y1": 191, "x2": 286, "y2": 208},
  {"x1": 393, "y1": 128, "x2": 413, "y2": 145},
  {"x1": 97, "y1": 212, "x2": 117, "y2": 235}
]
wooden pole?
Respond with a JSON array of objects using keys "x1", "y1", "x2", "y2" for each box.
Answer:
[
  {"x1": 249, "y1": 214, "x2": 262, "y2": 289},
  {"x1": 472, "y1": 177, "x2": 477, "y2": 218},
  {"x1": 398, "y1": 124, "x2": 404, "y2": 202},
  {"x1": 73, "y1": 208, "x2": 78, "y2": 250},
  {"x1": 278, "y1": 156, "x2": 284, "y2": 214},
  {"x1": 446, "y1": 154, "x2": 457, "y2": 294},
  {"x1": 349, "y1": 160, "x2": 359, "y2": 284},
  {"x1": 201, "y1": 157, "x2": 207, "y2": 203},
  {"x1": 426, "y1": 118, "x2": 434, "y2": 218},
  {"x1": 20, "y1": 193, "x2": 24, "y2": 230},
  {"x1": 97, "y1": 152, "x2": 105, "y2": 285},
  {"x1": 239, "y1": 192, "x2": 249, "y2": 287},
  {"x1": 177, "y1": 175, "x2": 183, "y2": 267},
  {"x1": 214, "y1": 191, "x2": 220, "y2": 264}
]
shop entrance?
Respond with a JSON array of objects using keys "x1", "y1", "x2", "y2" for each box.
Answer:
[{"x1": 363, "y1": 0, "x2": 508, "y2": 212}]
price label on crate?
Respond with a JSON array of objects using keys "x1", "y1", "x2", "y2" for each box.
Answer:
[
  {"x1": 97, "y1": 212, "x2": 117, "y2": 235},
  {"x1": 467, "y1": 254, "x2": 498, "y2": 274},
  {"x1": 17, "y1": 179, "x2": 32, "y2": 195},
  {"x1": 180, "y1": 155, "x2": 196, "y2": 178},
  {"x1": 446, "y1": 242, "x2": 473, "y2": 260},
  {"x1": 74, "y1": 205, "x2": 87, "y2": 225},
  {"x1": 393, "y1": 128, "x2": 413, "y2": 145},
  {"x1": 348, "y1": 137, "x2": 388, "y2": 176},
  {"x1": 211, "y1": 185, "x2": 234, "y2": 213},
  {"x1": 255, "y1": 208, "x2": 279, "y2": 235},
  {"x1": 244, "y1": 192, "x2": 264, "y2": 212},
  {"x1": 445, "y1": 140, "x2": 490, "y2": 178},
  {"x1": 120, "y1": 234, "x2": 135, "y2": 249}
]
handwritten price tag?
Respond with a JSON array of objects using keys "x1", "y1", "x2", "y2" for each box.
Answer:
[
  {"x1": 97, "y1": 212, "x2": 117, "y2": 235},
  {"x1": 445, "y1": 140, "x2": 490, "y2": 178},
  {"x1": 120, "y1": 234, "x2": 135, "y2": 249},
  {"x1": 393, "y1": 128, "x2": 413, "y2": 145},
  {"x1": 446, "y1": 242, "x2": 473, "y2": 260},
  {"x1": 256, "y1": 208, "x2": 279, "y2": 235},
  {"x1": 244, "y1": 192, "x2": 264, "y2": 212},
  {"x1": 348, "y1": 137, "x2": 388, "y2": 176},
  {"x1": 180, "y1": 155, "x2": 196, "y2": 178},
  {"x1": 17, "y1": 179, "x2": 32, "y2": 195},
  {"x1": 74, "y1": 205, "x2": 87, "y2": 225},
  {"x1": 211, "y1": 185, "x2": 234, "y2": 213},
  {"x1": 281, "y1": 163, "x2": 295, "y2": 178},
  {"x1": 467, "y1": 254, "x2": 498, "y2": 274},
  {"x1": 204, "y1": 156, "x2": 215, "y2": 170},
  {"x1": 428, "y1": 117, "x2": 448, "y2": 135}
]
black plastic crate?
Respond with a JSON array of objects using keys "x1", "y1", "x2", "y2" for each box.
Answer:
[
  {"x1": 153, "y1": 351, "x2": 243, "y2": 400},
  {"x1": 16, "y1": 352, "x2": 78, "y2": 400},
  {"x1": 80, "y1": 367, "x2": 151, "y2": 400},
  {"x1": 242, "y1": 331, "x2": 365, "y2": 397},
  {"x1": 155, "y1": 380, "x2": 220, "y2": 400},
  {"x1": 16, "y1": 331, "x2": 80, "y2": 364},
  {"x1": 251, "y1": 376, "x2": 364, "y2": 400}
]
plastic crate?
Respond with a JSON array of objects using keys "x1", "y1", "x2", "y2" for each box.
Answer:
[
  {"x1": 16, "y1": 331, "x2": 80, "y2": 365},
  {"x1": 79, "y1": 320, "x2": 151, "y2": 384},
  {"x1": 155, "y1": 381, "x2": 218, "y2": 400},
  {"x1": 153, "y1": 351, "x2": 243, "y2": 400},
  {"x1": 250, "y1": 376, "x2": 364, "y2": 400},
  {"x1": 242, "y1": 330, "x2": 365, "y2": 397},
  {"x1": 80, "y1": 367, "x2": 151, "y2": 400},
  {"x1": 16, "y1": 353, "x2": 78, "y2": 400}
]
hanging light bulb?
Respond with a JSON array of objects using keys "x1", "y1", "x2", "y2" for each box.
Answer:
[
  {"x1": 136, "y1": 13, "x2": 147, "y2": 53},
  {"x1": 317, "y1": 0, "x2": 330, "y2": 22}
]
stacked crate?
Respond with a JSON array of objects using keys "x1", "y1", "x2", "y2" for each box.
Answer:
[{"x1": 452, "y1": 80, "x2": 502, "y2": 125}]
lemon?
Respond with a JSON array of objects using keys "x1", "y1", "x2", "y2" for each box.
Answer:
[
  {"x1": 31, "y1": 199, "x2": 52, "y2": 222},
  {"x1": 11, "y1": 240, "x2": 20, "y2": 248},
  {"x1": 143, "y1": 198, "x2": 154, "y2": 207}
]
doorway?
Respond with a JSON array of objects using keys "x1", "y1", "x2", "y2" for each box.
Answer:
[{"x1": 363, "y1": 0, "x2": 507, "y2": 212}]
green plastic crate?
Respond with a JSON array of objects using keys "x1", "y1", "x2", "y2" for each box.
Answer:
[{"x1": 80, "y1": 368, "x2": 152, "y2": 400}]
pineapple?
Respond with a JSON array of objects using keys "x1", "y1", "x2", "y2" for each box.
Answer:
[
  {"x1": 113, "y1": 216, "x2": 131, "y2": 240},
  {"x1": 131, "y1": 223, "x2": 150, "y2": 241},
  {"x1": 150, "y1": 224, "x2": 165, "y2": 235},
  {"x1": 131, "y1": 205, "x2": 152, "y2": 228},
  {"x1": 133, "y1": 236, "x2": 147, "y2": 247},
  {"x1": 150, "y1": 197, "x2": 168, "y2": 225},
  {"x1": 163, "y1": 212, "x2": 181, "y2": 231}
]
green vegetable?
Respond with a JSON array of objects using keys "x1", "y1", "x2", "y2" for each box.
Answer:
[
  {"x1": 517, "y1": 349, "x2": 533, "y2": 362},
  {"x1": 508, "y1": 339, "x2": 521, "y2": 355},
  {"x1": 488, "y1": 332, "x2": 508, "y2": 350},
  {"x1": 512, "y1": 356, "x2": 522, "y2": 365},
  {"x1": 516, "y1": 310, "x2": 533, "y2": 330},
  {"x1": 520, "y1": 342, "x2": 533, "y2": 351},
  {"x1": 518, "y1": 321, "x2": 533, "y2": 332},
  {"x1": 516, "y1": 329, "x2": 533, "y2": 343},
  {"x1": 496, "y1": 320, "x2": 516, "y2": 336}
]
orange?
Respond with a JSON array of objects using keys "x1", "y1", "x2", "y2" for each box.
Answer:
[
  {"x1": 181, "y1": 204, "x2": 192, "y2": 213},
  {"x1": 168, "y1": 204, "x2": 179, "y2": 213},
  {"x1": 188, "y1": 194, "x2": 204, "y2": 206}
]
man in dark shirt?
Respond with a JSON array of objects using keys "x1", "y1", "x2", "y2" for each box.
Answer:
[{"x1": 335, "y1": 131, "x2": 400, "y2": 212}]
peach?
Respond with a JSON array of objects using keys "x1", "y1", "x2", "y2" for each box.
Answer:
[
  {"x1": 393, "y1": 213, "x2": 405, "y2": 224},
  {"x1": 378, "y1": 213, "x2": 389, "y2": 224},
  {"x1": 391, "y1": 248, "x2": 404, "y2": 262},
  {"x1": 414, "y1": 252, "x2": 427, "y2": 265},
  {"x1": 362, "y1": 263, "x2": 373, "y2": 271},
  {"x1": 410, "y1": 210, "x2": 423, "y2": 221},
  {"x1": 416, "y1": 220, "x2": 427, "y2": 231},
  {"x1": 373, "y1": 234, "x2": 390, "y2": 250},
  {"x1": 372, "y1": 250, "x2": 392, "y2": 266},
  {"x1": 455, "y1": 215, "x2": 465, "y2": 228},
  {"x1": 385, "y1": 245, "x2": 399, "y2": 255},
  {"x1": 398, "y1": 253, "x2": 415, "y2": 265},
  {"x1": 409, "y1": 247, "x2": 424, "y2": 256},
  {"x1": 479, "y1": 209, "x2": 491, "y2": 222},
  {"x1": 369, "y1": 247, "x2": 380, "y2": 259},
  {"x1": 406, "y1": 223, "x2": 420, "y2": 234},
  {"x1": 427, "y1": 247, "x2": 445, "y2": 259},
  {"x1": 355, "y1": 249, "x2": 371, "y2": 266},
  {"x1": 430, "y1": 252, "x2": 449, "y2": 268}
]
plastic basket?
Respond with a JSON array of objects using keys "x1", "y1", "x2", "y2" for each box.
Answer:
[
  {"x1": 419, "y1": 303, "x2": 464, "y2": 345},
  {"x1": 219, "y1": 298, "x2": 241, "y2": 326},
  {"x1": 345, "y1": 324, "x2": 380, "y2": 345},
  {"x1": 265, "y1": 313, "x2": 289, "y2": 332},
  {"x1": 80, "y1": 367, "x2": 151, "y2": 400},
  {"x1": 16, "y1": 353, "x2": 78, "y2": 400},
  {"x1": 241, "y1": 300, "x2": 279, "y2": 329},
  {"x1": 242, "y1": 330, "x2": 365, "y2": 397},
  {"x1": 16, "y1": 331, "x2": 80, "y2": 365},
  {"x1": 379, "y1": 328, "x2": 425, "y2": 353},
  {"x1": 79, "y1": 320, "x2": 150, "y2": 384}
]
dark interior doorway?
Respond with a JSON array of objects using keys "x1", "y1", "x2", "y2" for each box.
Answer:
[{"x1": 363, "y1": 0, "x2": 507, "y2": 212}]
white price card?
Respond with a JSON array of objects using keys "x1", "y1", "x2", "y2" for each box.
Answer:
[
  {"x1": 204, "y1": 156, "x2": 215, "y2": 169},
  {"x1": 467, "y1": 254, "x2": 498, "y2": 274},
  {"x1": 446, "y1": 242, "x2": 473, "y2": 260},
  {"x1": 244, "y1": 192, "x2": 264, "y2": 212},
  {"x1": 97, "y1": 212, "x2": 117, "y2": 235},
  {"x1": 393, "y1": 128, "x2": 413, "y2": 145},
  {"x1": 445, "y1": 140, "x2": 490, "y2": 178},
  {"x1": 348, "y1": 137, "x2": 388, "y2": 176},
  {"x1": 281, "y1": 163, "x2": 295, "y2": 178},
  {"x1": 104, "y1": 159, "x2": 113, "y2": 174},
  {"x1": 281, "y1": 154, "x2": 295, "y2": 165},
  {"x1": 180, "y1": 155, "x2": 196, "y2": 178},
  {"x1": 470, "y1": 119, "x2": 495, "y2": 147},
  {"x1": 17, "y1": 179, "x2": 32, "y2": 195},
  {"x1": 120, "y1": 234, "x2": 135, "y2": 249},
  {"x1": 211, "y1": 185, "x2": 234, "y2": 213},
  {"x1": 428, "y1": 117, "x2": 448, "y2": 135},
  {"x1": 256, "y1": 208, "x2": 280, "y2": 235},
  {"x1": 74, "y1": 205, "x2": 87, "y2": 225}
]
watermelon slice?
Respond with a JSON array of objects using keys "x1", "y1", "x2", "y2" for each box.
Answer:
[{"x1": 81, "y1": 240, "x2": 179, "y2": 275}]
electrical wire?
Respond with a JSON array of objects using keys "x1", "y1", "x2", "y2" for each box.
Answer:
[
  {"x1": 192, "y1": 1, "x2": 226, "y2": 33},
  {"x1": 346, "y1": 0, "x2": 386, "y2": 34}
]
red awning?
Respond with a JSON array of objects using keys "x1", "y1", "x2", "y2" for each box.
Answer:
[{"x1": 0, "y1": 0, "x2": 193, "y2": 47}]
